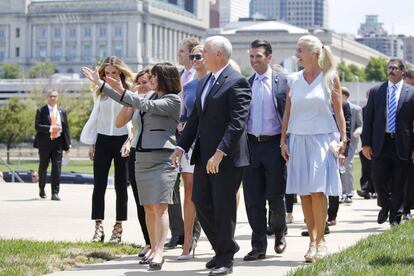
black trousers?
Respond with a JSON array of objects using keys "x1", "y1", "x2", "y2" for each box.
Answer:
[
  {"x1": 403, "y1": 163, "x2": 414, "y2": 213},
  {"x1": 285, "y1": 194, "x2": 295, "y2": 213},
  {"x1": 193, "y1": 157, "x2": 242, "y2": 268},
  {"x1": 129, "y1": 149, "x2": 150, "y2": 245},
  {"x1": 243, "y1": 138, "x2": 287, "y2": 252},
  {"x1": 328, "y1": 196, "x2": 339, "y2": 221},
  {"x1": 372, "y1": 135, "x2": 409, "y2": 224},
  {"x1": 359, "y1": 151, "x2": 375, "y2": 193},
  {"x1": 38, "y1": 136, "x2": 63, "y2": 194},
  {"x1": 92, "y1": 134, "x2": 128, "y2": 221}
]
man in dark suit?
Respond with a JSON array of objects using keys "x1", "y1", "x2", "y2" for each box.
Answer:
[
  {"x1": 34, "y1": 90, "x2": 71, "y2": 200},
  {"x1": 242, "y1": 39, "x2": 287, "y2": 262},
  {"x1": 362, "y1": 58, "x2": 414, "y2": 226},
  {"x1": 170, "y1": 35, "x2": 251, "y2": 275}
]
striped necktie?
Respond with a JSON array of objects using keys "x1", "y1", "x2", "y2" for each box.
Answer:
[{"x1": 387, "y1": 84, "x2": 397, "y2": 133}]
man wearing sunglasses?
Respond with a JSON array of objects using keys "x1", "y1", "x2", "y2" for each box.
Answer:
[{"x1": 362, "y1": 58, "x2": 414, "y2": 227}]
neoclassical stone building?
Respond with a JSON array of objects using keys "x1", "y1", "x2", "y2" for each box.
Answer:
[{"x1": 0, "y1": 0, "x2": 209, "y2": 73}]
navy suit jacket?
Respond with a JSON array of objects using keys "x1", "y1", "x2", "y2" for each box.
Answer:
[
  {"x1": 178, "y1": 65, "x2": 252, "y2": 167},
  {"x1": 247, "y1": 70, "x2": 287, "y2": 123},
  {"x1": 361, "y1": 82, "x2": 414, "y2": 160}
]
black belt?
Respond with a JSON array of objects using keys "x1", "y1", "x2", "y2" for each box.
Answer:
[
  {"x1": 385, "y1": 132, "x2": 395, "y2": 139},
  {"x1": 248, "y1": 134, "x2": 280, "y2": 143}
]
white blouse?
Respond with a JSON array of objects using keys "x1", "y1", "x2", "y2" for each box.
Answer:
[{"x1": 96, "y1": 96, "x2": 130, "y2": 136}]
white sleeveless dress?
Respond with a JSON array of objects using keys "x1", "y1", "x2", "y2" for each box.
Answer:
[{"x1": 286, "y1": 70, "x2": 342, "y2": 196}]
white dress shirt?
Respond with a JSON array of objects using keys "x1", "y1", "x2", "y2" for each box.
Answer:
[
  {"x1": 48, "y1": 104, "x2": 62, "y2": 138},
  {"x1": 96, "y1": 96, "x2": 130, "y2": 136},
  {"x1": 386, "y1": 79, "x2": 403, "y2": 133}
]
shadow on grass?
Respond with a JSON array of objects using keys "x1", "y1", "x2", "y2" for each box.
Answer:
[{"x1": 369, "y1": 256, "x2": 414, "y2": 266}]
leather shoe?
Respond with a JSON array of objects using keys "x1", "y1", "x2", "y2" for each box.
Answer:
[
  {"x1": 301, "y1": 223, "x2": 330, "y2": 236},
  {"x1": 209, "y1": 266, "x2": 233, "y2": 275},
  {"x1": 357, "y1": 190, "x2": 370, "y2": 199},
  {"x1": 39, "y1": 189, "x2": 46, "y2": 199},
  {"x1": 390, "y1": 221, "x2": 399, "y2": 228},
  {"x1": 51, "y1": 193, "x2": 60, "y2": 201},
  {"x1": 377, "y1": 208, "x2": 389, "y2": 224},
  {"x1": 234, "y1": 242, "x2": 240, "y2": 253},
  {"x1": 206, "y1": 257, "x2": 216, "y2": 269},
  {"x1": 274, "y1": 236, "x2": 287, "y2": 254},
  {"x1": 266, "y1": 226, "x2": 274, "y2": 236},
  {"x1": 164, "y1": 235, "x2": 184, "y2": 249},
  {"x1": 243, "y1": 250, "x2": 265, "y2": 261}
]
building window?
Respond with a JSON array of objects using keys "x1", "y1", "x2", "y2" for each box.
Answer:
[
  {"x1": 53, "y1": 27, "x2": 61, "y2": 39},
  {"x1": 98, "y1": 44, "x2": 107, "y2": 57},
  {"x1": 37, "y1": 26, "x2": 47, "y2": 39},
  {"x1": 37, "y1": 43, "x2": 47, "y2": 58},
  {"x1": 98, "y1": 25, "x2": 107, "y2": 37},
  {"x1": 16, "y1": 28, "x2": 20, "y2": 38},
  {"x1": 114, "y1": 25, "x2": 123, "y2": 37},
  {"x1": 113, "y1": 43, "x2": 123, "y2": 57},
  {"x1": 83, "y1": 26, "x2": 92, "y2": 37},
  {"x1": 82, "y1": 43, "x2": 92, "y2": 59},
  {"x1": 15, "y1": 47, "x2": 20, "y2": 57},
  {"x1": 68, "y1": 26, "x2": 76, "y2": 38},
  {"x1": 52, "y1": 44, "x2": 62, "y2": 60},
  {"x1": 67, "y1": 43, "x2": 77, "y2": 60}
]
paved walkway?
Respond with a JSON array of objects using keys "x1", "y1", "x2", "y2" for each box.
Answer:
[{"x1": 0, "y1": 182, "x2": 389, "y2": 275}]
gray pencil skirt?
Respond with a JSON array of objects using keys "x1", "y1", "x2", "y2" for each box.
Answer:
[{"x1": 135, "y1": 150, "x2": 178, "y2": 205}]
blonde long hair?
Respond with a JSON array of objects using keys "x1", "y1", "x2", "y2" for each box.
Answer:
[
  {"x1": 298, "y1": 35, "x2": 336, "y2": 91},
  {"x1": 95, "y1": 56, "x2": 133, "y2": 96}
]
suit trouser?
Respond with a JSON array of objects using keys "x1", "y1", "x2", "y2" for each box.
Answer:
[
  {"x1": 328, "y1": 196, "x2": 339, "y2": 221},
  {"x1": 372, "y1": 135, "x2": 409, "y2": 223},
  {"x1": 129, "y1": 149, "x2": 150, "y2": 245},
  {"x1": 193, "y1": 158, "x2": 242, "y2": 267},
  {"x1": 340, "y1": 144, "x2": 357, "y2": 195},
  {"x1": 403, "y1": 163, "x2": 414, "y2": 213},
  {"x1": 243, "y1": 138, "x2": 287, "y2": 252},
  {"x1": 359, "y1": 151, "x2": 375, "y2": 193},
  {"x1": 92, "y1": 134, "x2": 128, "y2": 221},
  {"x1": 38, "y1": 137, "x2": 63, "y2": 194}
]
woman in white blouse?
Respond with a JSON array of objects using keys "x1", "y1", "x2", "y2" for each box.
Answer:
[{"x1": 81, "y1": 56, "x2": 133, "y2": 243}]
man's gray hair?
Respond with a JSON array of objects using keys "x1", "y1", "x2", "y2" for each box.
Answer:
[
  {"x1": 205, "y1": 36, "x2": 232, "y2": 59},
  {"x1": 46, "y1": 89, "x2": 58, "y2": 96}
]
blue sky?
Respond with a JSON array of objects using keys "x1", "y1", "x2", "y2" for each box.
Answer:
[{"x1": 329, "y1": 0, "x2": 414, "y2": 36}]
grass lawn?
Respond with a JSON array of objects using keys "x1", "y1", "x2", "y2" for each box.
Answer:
[
  {"x1": 0, "y1": 239, "x2": 138, "y2": 276},
  {"x1": 288, "y1": 220, "x2": 414, "y2": 275}
]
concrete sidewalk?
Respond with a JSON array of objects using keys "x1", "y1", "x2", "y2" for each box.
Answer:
[{"x1": 0, "y1": 182, "x2": 388, "y2": 275}]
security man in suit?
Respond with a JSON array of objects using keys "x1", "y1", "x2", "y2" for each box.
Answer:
[
  {"x1": 170, "y1": 35, "x2": 251, "y2": 275},
  {"x1": 34, "y1": 90, "x2": 71, "y2": 200},
  {"x1": 242, "y1": 39, "x2": 288, "y2": 261},
  {"x1": 362, "y1": 58, "x2": 414, "y2": 226}
]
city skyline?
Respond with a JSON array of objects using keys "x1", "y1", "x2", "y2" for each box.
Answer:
[{"x1": 330, "y1": 0, "x2": 414, "y2": 37}]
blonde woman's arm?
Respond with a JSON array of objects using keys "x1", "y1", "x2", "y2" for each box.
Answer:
[
  {"x1": 331, "y1": 75, "x2": 347, "y2": 165},
  {"x1": 280, "y1": 87, "x2": 291, "y2": 161},
  {"x1": 116, "y1": 107, "x2": 134, "y2": 128}
]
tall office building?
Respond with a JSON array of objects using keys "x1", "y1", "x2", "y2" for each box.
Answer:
[
  {"x1": 402, "y1": 36, "x2": 414, "y2": 64},
  {"x1": 219, "y1": 0, "x2": 249, "y2": 27},
  {"x1": 0, "y1": 0, "x2": 209, "y2": 73},
  {"x1": 160, "y1": 0, "x2": 197, "y2": 14},
  {"x1": 358, "y1": 15, "x2": 387, "y2": 36},
  {"x1": 249, "y1": 0, "x2": 328, "y2": 29}
]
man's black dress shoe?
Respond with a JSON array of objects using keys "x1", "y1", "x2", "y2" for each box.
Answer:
[
  {"x1": 209, "y1": 266, "x2": 233, "y2": 275},
  {"x1": 206, "y1": 257, "x2": 216, "y2": 269},
  {"x1": 266, "y1": 226, "x2": 274, "y2": 236},
  {"x1": 39, "y1": 189, "x2": 46, "y2": 199},
  {"x1": 164, "y1": 235, "x2": 184, "y2": 249},
  {"x1": 357, "y1": 190, "x2": 370, "y2": 199},
  {"x1": 51, "y1": 193, "x2": 60, "y2": 201},
  {"x1": 274, "y1": 236, "x2": 287, "y2": 254},
  {"x1": 301, "y1": 224, "x2": 330, "y2": 236},
  {"x1": 243, "y1": 250, "x2": 266, "y2": 261},
  {"x1": 390, "y1": 221, "x2": 399, "y2": 228},
  {"x1": 377, "y1": 208, "x2": 389, "y2": 224}
]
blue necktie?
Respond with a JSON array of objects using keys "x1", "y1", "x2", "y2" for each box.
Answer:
[
  {"x1": 251, "y1": 76, "x2": 265, "y2": 136},
  {"x1": 202, "y1": 75, "x2": 216, "y2": 109},
  {"x1": 387, "y1": 84, "x2": 397, "y2": 133}
]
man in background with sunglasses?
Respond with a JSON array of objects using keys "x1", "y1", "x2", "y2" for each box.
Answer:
[{"x1": 362, "y1": 58, "x2": 414, "y2": 227}]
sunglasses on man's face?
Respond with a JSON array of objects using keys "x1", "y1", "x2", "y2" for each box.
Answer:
[{"x1": 189, "y1": 54, "x2": 203, "y2": 61}]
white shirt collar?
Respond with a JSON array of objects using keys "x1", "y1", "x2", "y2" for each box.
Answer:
[
  {"x1": 47, "y1": 104, "x2": 58, "y2": 111},
  {"x1": 388, "y1": 79, "x2": 403, "y2": 91},
  {"x1": 212, "y1": 62, "x2": 230, "y2": 81},
  {"x1": 255, "y1": 66, "x2": 272, "y2": 81}
]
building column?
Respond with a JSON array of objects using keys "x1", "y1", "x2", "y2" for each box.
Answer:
[
  {"x1": 92, "y1": 24, "x2": 96, "y2": 61},
  {"x1": 61, "y1": 25, "x2": 66, "y2": 62},
  {"x1": 145, "y1": 23, "x2": 153, "y2": 64},
  {"x1": 76, "y1": 23, "x2": 81, "y2": 62},
  {"x1": 47, "y1": 25, "x2": 52, "y2": 59},
  {"x1": 108, "y1": 23, "x2": 112, "y2": 56}
]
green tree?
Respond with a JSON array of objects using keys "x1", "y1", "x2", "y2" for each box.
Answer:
[
  {"x1": 0, "y1": 64, "x2": 21, "y2": 79},
  {"x1": 0, "y1": 98, "x2": 36, "y2": 163},
  {"x1": 65, "y1": 88, "x2": 93, "y2": 140},
  {"x1": 348, "y1": 64, "x2": 366, "y2": 81},
  {"x1": 337, "y1": 61, "x2": 354, "y2": 82},
  {"x1": 28, "y1": 62, "x2": 57, "y2": 78},
  {"x1": 365, "y1": 57, "x2": 387, "y2": 82}
]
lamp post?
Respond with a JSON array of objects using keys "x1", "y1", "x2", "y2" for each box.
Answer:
[{"x1": 355, "y1": 76, "x2": 360, "y2": 107}]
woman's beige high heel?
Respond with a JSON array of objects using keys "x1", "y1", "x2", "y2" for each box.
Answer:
[
  {"x1": 91, "y1": 222, "x2": 105, "y2": 243},
  {"x1": 108, "y1": 222, "x2": 123, "y2": 243}
]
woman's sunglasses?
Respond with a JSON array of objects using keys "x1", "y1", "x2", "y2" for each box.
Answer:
[{"x1": 189, "y1": 54, "x2": 203, "y2": 61}]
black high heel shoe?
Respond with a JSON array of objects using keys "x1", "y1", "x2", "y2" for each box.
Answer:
[
  {"x1": 149, "y1": 257, "x2": 165, "y2": 271},
  {"x1": 139, "y1": 256, "x2": 152, "y2": 265}
]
